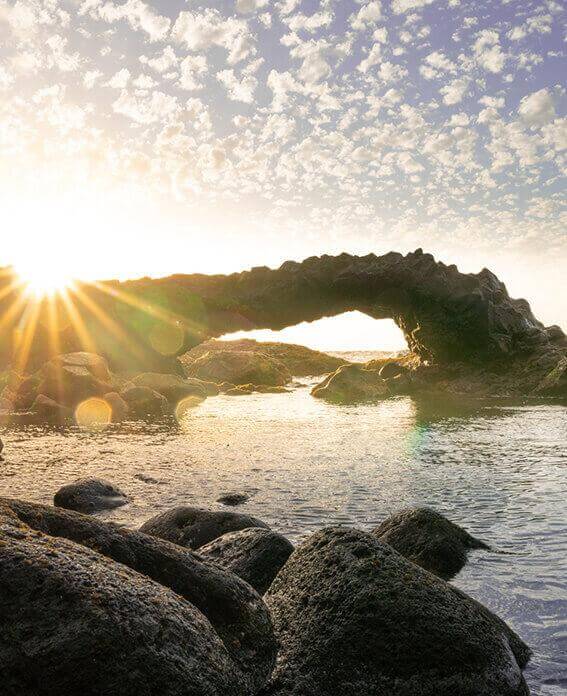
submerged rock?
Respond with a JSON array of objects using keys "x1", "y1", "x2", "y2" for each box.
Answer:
[
  {"x1": 54, "y1": 478, "x2": 130, "y2": 513},
  {"x1": 130, "y1": 372, "x2": 217, "y2": 402},
  {"x1": 217, "y1": 492, "x2": 250, "y2": 506},
  {"x1": 311, "y1": 364, "x2": 390, "y2": 402},
  {"x1": 0, "y1": 498, "x2": 277, "y2": 692},
  {"x1": 373, "y1": 507, "x2": 490, "y2": 580},
  {"x1": 199, "y1": 527, "x2": 294, "y2": 595},
  {"x1": 140, "y1": 506, "x2": 270, "y2": 549},
  {"x1": 0, "y1": 506, "x2": 249, "y2": 696},
  {"x1": 264, "y1": 527, "x2": 530, "y2": 696},
  {"x1": 185, "y1": 350, "x2": 292, "y2": 387}
]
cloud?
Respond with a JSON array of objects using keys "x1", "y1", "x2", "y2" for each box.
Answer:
[
  {"x1": 358, "y1": 43, "x2": 382, "y2": 73},
  {"x1": 350, "y1": 1, "x2": 382, "y2": 31},
  {"x1": 92, "y1": 0, "x2": 170, "y2": 42},
  {"x1": 217, "y1": 69, "x2": 258, "y2": 103},
  {"x1": 440, "y1": 78, "x2": 470, "y2": 105},
  {"x1": 179, "y1": 55, "x2": 207, "y2": 91},
  {"x1": 473, "y1": 30, "x2": 506, "y2": 73},
  {"x1": 106, "y1": 68, "x2": 130, "y2": 89},
  {"x1": 518, "y1": 89, "x2": 556, "y2": 127},
  {"x1": 235, "y1": 0, "x2": 268, "y2": 14},
  {"x1": 392, "y1": 0, "x2": 435, "y2": 14},
  {"x1": 113, "y1": 89, "x2": 179, "y2": 124}
]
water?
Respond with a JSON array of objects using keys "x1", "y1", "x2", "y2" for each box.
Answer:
[{"x1": 0, "y1": 382, "x2": 565, "y2": 695}]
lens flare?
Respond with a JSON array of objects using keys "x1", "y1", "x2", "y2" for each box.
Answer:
[{"x1": 75, "y1": 398, "x2": 112, "y2": 430}]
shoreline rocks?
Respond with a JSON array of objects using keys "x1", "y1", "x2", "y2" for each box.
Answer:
[
  {"x1": 185, "y1": 350, "x2": 292, "y2": 388},
  {"x1": 54, "y1": 478, "x2": 130, "y2": 513},
  {"x1": 264, "y1": 527, "x2": 531, "y2": 696},
  {"x1": 139, "y1": 506, "x2": 271, "y2": 549}
]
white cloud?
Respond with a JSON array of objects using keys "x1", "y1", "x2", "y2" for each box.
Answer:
[
  {"x1": 106, "y1": 68, "x2": 130, "y2": 89},
  {"x1": 93, "y1": 0, "x2": 170, "y2": 42},
  {"x1": 358, "y1": 43, "x2": 382, "y2": 73},
  {"x1": 392, "y1": 0, "x2": 435, "y2": 14},
  {"x1": 440, "y1": 77, "x2": 469, "y2": 105},
  {"x1": 518, "y1": 88, "x2": 556, "y2": 127},
  {"x1": 172, "y1": 10, "x2": 254, "y2": 64},
  {"x1": 113, "y1": 89, "x2": 179, "y2": 124},
  {"x1": 473, "y1": 30, "x2": 506, "y2": 73},
  {"x1": 350, "y1": 1, "x2": 382, "y2": 31},
  {"x1": 179, "y1": 55, "x2": 207, "y2": 91},
  {"x1": 236, "y1": 0, "x2": 268, "y2": 14},
  {"x1": 217, "y1": 69, "x2": 258, "y2": 103}
]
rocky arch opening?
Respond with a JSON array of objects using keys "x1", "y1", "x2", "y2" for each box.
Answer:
[{"x1": 221, "y1": 312, "x2": 408, "y2": 356}]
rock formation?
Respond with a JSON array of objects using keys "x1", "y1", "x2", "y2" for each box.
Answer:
[{"x1": 0, "y1": 250, "x2": 565, "y2": 398}]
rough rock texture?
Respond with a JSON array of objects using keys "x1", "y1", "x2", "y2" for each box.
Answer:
[
  {"x1": 120, "y1": 385, "x2": 170, "y2": 417},
  {"x1": 39, "y1": 352, "x2": 113, "y2": 406},
  {"x1": 0, "y1": 498, "x2": 277, "y2": 691},
  {"x1": 185, "y1": 350, "x2": 292, "y2": 387},
  {"x1": 0, "y1": 507, "x2": 248, "y2": 696},
  {"x1": 311, "y1": 364, "x2": 390, "y2": 402},
  {"x1": 54, "y1": 478, "x2": 130, "y2": 513},
  {"x1": 264, "y1": 527, "x2": 530, "y2": 696},
  {"x1": 199, "y1": 528, "x2": 294, "y2": 595},
  {"x1": 0, "y1": 251, "x2": 564, "y2": 396},
  {"x1": 373, "y1": 507, "x2": 490, "y2": 580},
  {"x1": 140, "y1": 506, "x2": 271, "y2": 549},
  {"x1": 217, "y1": 492, "x2": 250, "y2": 506},
  {"x1": 130, "y1": 372, "x2": 218, "y2": 401},
  {"x1": 183, "y1": 339, "x2": 349, "y2": 377}
]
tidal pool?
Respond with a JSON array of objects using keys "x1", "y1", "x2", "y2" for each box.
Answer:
[{"x1": 1, "y1": 384, "x2": 565, "y2": 695}]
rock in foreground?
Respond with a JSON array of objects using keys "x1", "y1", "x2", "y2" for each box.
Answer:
[
  {"x1": 54, "y1": 478, "x2": 130, "y2": 513},
  {"x1": 185, "y1": 350, "x2": 292, "y2": 387},
  {"x1": 199, "y1": 527, "x2": 294, "y2": 595},
  {"x1": 311, "y1": 364, "x2": 390, "y2": 402},
  {"x1": 1, "y1": 498, "x2": 277, "y2": 691},
  {"x1": 0, "y1": 507, "x2": 249, "y2": 696},
  {"x1": 373, "y1": 507, "x2": 490, "y2": 580},
  {"x1": 264, "y1": 527, "x2": 530, "y2": 696},
  {"x1": 140, "y1": 506, "x2": 271, "y2": 549}
]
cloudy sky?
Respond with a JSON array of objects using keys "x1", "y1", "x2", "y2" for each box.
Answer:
[{"x1": 0, "y1": 0, "x2": 565, "y2": 346}]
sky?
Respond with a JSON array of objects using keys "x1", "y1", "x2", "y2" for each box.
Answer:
[{"x1": 0, "y1": 0, "x2": 565, "y2": 349}]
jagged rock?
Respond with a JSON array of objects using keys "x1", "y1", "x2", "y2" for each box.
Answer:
[
  {"x1": 140, "y1": 506, "x2": 270, "y2": 549},
  {"x1": 31, "y1": 394, "x2": 72, "y2": 422},
  {"x1": 264, "y1": 527, "x2": 531, "y2": 696},
  {"x1": 372, "y1": 507, "x2": 490, "y2": 580},
  {"x1": 120, "y1": 385, "x2": 170, "y2": 417},
  {"x1": 0, "y1": 505, "x2": 253, "y2": 696},
  {"x1": 217, "y1": 492, "x2": 250, "y2": 506},
  {"x1": 39, "y1": 353, "x2": 113, "y2": 406},
  {"x1": 199, "y1": 528, "x2": 294, "y2": 595},
  {"x1": 0, "y1": 497, "x2": 277, "y2": 691},
  {"x1": 130, "y1": 372, "x2": 218, "y2": 402},
  {"x1": 311, "y1": 364, "x2": 389, "y2": 402},
  {"x1": 183, "y1": 339, "x2": 349, "y2": 377},
  {"x1": 54, "y1": 478, "x2": 130, "y2": 513},
  {"x1": 185, "y1": 350, "x2": 292, "y2": 387},
  {"x1": 103, "y1": 391, "x2": 130, "y2": 421}
]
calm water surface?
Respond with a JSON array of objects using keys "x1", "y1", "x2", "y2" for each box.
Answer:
[{"x1": 0, "y1": 382, "x2": 565, "y2": 695}]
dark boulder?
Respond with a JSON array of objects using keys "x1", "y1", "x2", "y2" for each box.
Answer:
[
  {"x1": 0, "y1": 506, "x2": 248, "y2": 696},
  {"x1": 199, "y1": 527, "x2": 294, "y2": 595},
  {"x1": 0, "y1": 498, "x2": 277, "y2": 691},
  {"x1": 120, "y1": 385, "x2": 170, "y2": 417},
  {"x1": 140, "y1": 506, "x2": 270, "y2": 549},
  {"x1": 264, "y1": 527, "x2": 530, "y2": 696},
  {"x1": 217, "y1": 492, "x2": 250, "y2": 506},
  {"x1": 373, "y1": 507, "x2": 490, "y2": 580},
  {"x1": 54, "y1": 478, "x2": 130, "y2": 513}
]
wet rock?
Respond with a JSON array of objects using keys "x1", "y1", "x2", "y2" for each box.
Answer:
[
  {"x1": 311, "y1": 364, "x2": 389, "y2": 402},
  {"x1": 264, "y1": 527, "x2": 531, "y2": 696},
  {"x1": 185, "y1": 350, "x2": 292, "y2": 387},
  {"x1": 0, "y1": 506, "x2": 250, "y2": 696},
  {"x1": 140, "y1": 506, "x2": 270, "y2": 549},
  {"x1": 533, "y1": 355, "x2": 567, "y2": 396},
  {"x1": 183, "y1": 339, "x2": 349, "y2": 377},
  {"x1": 54, "y1": 478, "x2": 130, "y2": 513},
  {"x1": 31, "y1": 394, "x2": 72, "y2": 422},
  {"x1": 0, "y1": 497, "x2": 277, "y2": 692},
  {"x1": 378, "y1": 361, "x2": 407, "y2": 379},
  {"x1": 199, "y1": 527, "x2": 294, "y2": 595},
  {"x1": 134, "y1": 473, "x2": 160, "y2": 484},
  {"x1": 103, "y1": 391, "x2": 130, "y2": 421},
  {"x1": 120, "y1": 385, "x2": 170, "y2": 417},
  {"x1": 226, "y1": 386, "x2": 254, "y2": 396},
  {"x1": 373, "y1": 507, "x2": 490, "y2": 580},
  {"x1": 217, "y1": 492, "x2": 250, "y2": 506},
  {"x1": 130, "y1": 372, "x2": 217, "y2": 402}
]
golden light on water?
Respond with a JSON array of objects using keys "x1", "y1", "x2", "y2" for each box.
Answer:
[
  {"x1": 75, "y1": 398, "x2": 112, "y2": 430},
  {"x1": 175, "y1": 395, "x2": 205, "y2": 422}
]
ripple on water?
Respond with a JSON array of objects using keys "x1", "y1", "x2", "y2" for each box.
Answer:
[{"x1": 0, "y1": 389, "x2": 566, "y2": 695}]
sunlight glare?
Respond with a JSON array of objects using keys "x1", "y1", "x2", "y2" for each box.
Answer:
[{"x1": 16, "y1": 259, "x2": 75, "y2": 298}]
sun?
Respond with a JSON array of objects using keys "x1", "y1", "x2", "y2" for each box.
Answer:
[{"x1": 15, "y1": 260, "x2": 76, "y2": 298}]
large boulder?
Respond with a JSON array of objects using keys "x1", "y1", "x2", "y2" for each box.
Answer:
[
  {"x1": 264, "y1": 527, "x2": 530, "y2": 696},
  {"x1": 185, "y1": 350, "x2": 292, "y2": 387},
  {"x1": 0, "y1": 498, "x2": 277, "y2": 691},
  {"x1": 311, "y1": 364, "x2": 390, "y2": 402},
  {"x1": 31, "y1": 394, "x2": 72, "y2": 422},
  {"x1": 183, "y1": 339, "x2": 349, "y2": 377},
  {"x1": 372, "y1": 507, "x2": 490, "y2": 580},
  {"x1": 39, "y1": 352, "x2": 113, "y2": 407},
  {"x1": 130, "y1": 372, "x2": 218, "y2": 402},
  {"x1": 0, "y1": 506, "x2": 249, "y2": 696},
  {"x1": 199, "y1": 527, "x2": 294, "y2": 595},
  {"x1": 140, "y1": 506, "x2": 270, "y2": 549},
  {"x1": 119, "y1": 385, "x2": 170, "y2": 417},
  {"x1": 54, "y1": 478, "x2": 130, "y2": 513}
]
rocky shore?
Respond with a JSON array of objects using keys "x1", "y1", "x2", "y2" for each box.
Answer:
[{"x1": 0, "y1": 488, "x2": 532, "y2": 695}]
